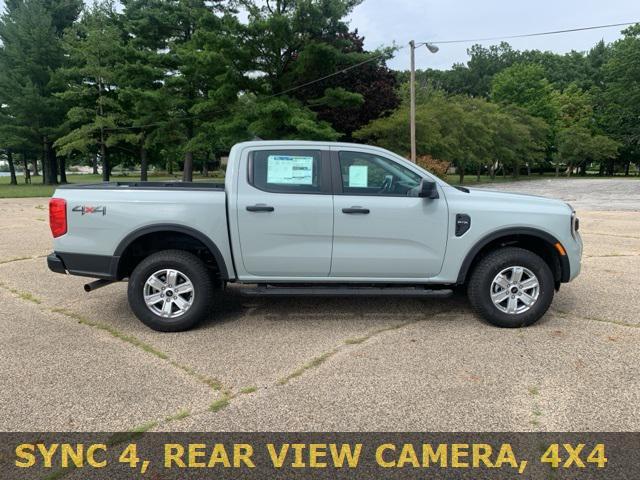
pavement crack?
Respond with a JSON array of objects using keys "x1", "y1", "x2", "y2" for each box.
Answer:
[
  {"x1": 0, "y1": 254, "x2": 47, "y2": 265},
  {"x1": 0, "y1": 281, "x2": 42, "y2": 303},
  {"x1": 277, "y1": 309, "x2": 450, "y2": 386}
]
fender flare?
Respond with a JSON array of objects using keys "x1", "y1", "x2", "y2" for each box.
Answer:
[
  {"x1": 456, "y1": 227, "x2": 570, "y2": 285},
  {"x1": 114, "y1": 224, "x2": 230, "y2": 280}
]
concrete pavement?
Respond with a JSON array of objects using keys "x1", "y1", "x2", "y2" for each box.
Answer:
[{"x1": 0, "y1": 178, "x2": 638, "y2": 432}]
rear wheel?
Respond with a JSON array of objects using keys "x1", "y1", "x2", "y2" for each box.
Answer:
[
  {"x1": 128, "y1": 249, "x2": 214, "y2": 332},
  {"x1": 467, "y1": 247, "x2": 554, "y2": 328}
]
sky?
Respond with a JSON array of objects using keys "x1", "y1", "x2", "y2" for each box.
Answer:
[
  {"x1": 349, "y1": 0, "x2": 639, "y2": 70},
  {"x1": 1, "y1": 0, "x2": 637, "y2": 71}
]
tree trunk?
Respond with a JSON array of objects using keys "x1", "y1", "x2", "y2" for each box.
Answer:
[
  {"x1": 41, "y1": 141, "x2": 46, "y2": 184},
  {"x1": 33, "y1": 156, "x2": 39, "y2": 176},
  {"x1": 92, "y1": 154, "x2": 98, "y2": 175},
  {"x1": 526, "y1": 163, "x2": 531, "y2": 176},
  {"x1": 59, "y1": 154, "x2": 68, "y2": 184},
  {"x1": 100, "y1": 138, "x2": 109, "y2": 182},
  {"x1": 555, "y1": 163, "x2": 559, "y2": 177},
  {"x1": 458, "y1": 166, "x2": 465, "y2": 184},
  {"x1": 167, "y1": 158, "x2": 173, "y2": 175},
  {"x1": 7, "y1": 149, "x2": 18, "y2": 185},
  {"x1": 202, "y1": 151, "x2": 209, "y2": 177},
  {"x1": 476, "y1": 164, "x2": 481, "y2": 182},
  {"x1": 22, "y1": 153, "x2": 31, "y2": 184},
  {"x1": 624, "y1": 160, "x2": 631, "y2": 176},
  {"x1": 182, "y1": 151, "x2": 194, "y2": 182},
  {"x1": 50, "y1": 145, "x2": 59, "y2": 184},
  {"x1": 140, "y1": 147, "x2": 148, "y2": 181},
  {"x1": 43, "y1": 137, "x2": 57, "y2": 185}
]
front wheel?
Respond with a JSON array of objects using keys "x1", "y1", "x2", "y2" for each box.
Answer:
[
  {"x1": 467, "y1": 247, "x2": 554, "y2": 328},
  {"x1": 128, "y1": 249, "x2": 214, "y2": 332}
]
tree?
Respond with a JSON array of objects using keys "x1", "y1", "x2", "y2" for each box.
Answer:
[
  {"x1": 491, "y1": 63, "x2": 559, "y2": 126},
  {"x1": 120, "y1": 0, "x2": 174, "y2": 180},
  {"x1": 553, "y1": 83, "x2": 620, "y2": 175},
  {"x1": 153, "y1": 0, "x2": 245, "y2": 181},
  {"x1": 0, "y1": 0, "x2": 81, "y2": 185},
  {"x1": 54, "y1": 1, "x2": 133, "y2": 181},
  {"x1": 601, "y1": 24, "x2": 640, "y2": 175},
  {"x1": 240, "y1": 0, "x2": 395, "y2": 140}
]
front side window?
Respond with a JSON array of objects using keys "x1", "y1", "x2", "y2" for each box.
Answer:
[
  {"x1": 338, "y1": 151, "x2": 422, "y2": 196},
  {"x1": 250, "y1": 150, "x2": 322, "y2": 193}
]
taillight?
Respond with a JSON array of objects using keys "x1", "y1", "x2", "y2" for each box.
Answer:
[{"x1": 49, "y1": 198, "x2": 67, "y2": 238}]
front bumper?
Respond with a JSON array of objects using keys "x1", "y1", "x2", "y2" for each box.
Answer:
[{"x1": 47, "y1": 253, "x2": 67, "y2": 274}]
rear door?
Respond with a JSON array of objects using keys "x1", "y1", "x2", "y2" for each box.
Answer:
[
  {"x1": 236, "y1": 147, "x2": 334, "y2": 277},
  {"x1": 330, "y1": 148, "x2": 448, "y2": 279}
]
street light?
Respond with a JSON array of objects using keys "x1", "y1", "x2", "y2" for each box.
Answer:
[{"x1": 409, "y1": 41, "x2": 439, "y2": 163}]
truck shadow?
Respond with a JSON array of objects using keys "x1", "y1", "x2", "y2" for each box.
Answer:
[{"x1": 198, "y1": 287, "x2": 471, "y2": 329}]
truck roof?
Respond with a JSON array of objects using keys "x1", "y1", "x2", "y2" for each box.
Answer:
[{"x1": 233, "y1": 140, "x2": 385, "y2": 149}]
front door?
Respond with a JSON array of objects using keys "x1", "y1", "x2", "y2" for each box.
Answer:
[
  {"x1": 330, "y1": 149, "x2": 448, "y2": 279},
  {"x1": 236, "y1": 148, "x2": 334, "y2": 277}
]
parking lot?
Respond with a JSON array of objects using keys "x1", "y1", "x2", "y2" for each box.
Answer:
[{"x1": 1, "y1": 178, "x2": 639, "y2": 432}]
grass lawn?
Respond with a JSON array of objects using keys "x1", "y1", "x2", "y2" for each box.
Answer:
[{"x1": 0, "y1": 173, "x2": 224, "y2": 198}]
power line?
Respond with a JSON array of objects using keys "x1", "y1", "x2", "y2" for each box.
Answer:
[{"x1": 419, "y1": 21, "x2": 639, "y2": 46}]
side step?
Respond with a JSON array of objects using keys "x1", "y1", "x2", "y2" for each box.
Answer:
[{"x1": 240, "y1": 286, "x2": 453, "y2": 298}]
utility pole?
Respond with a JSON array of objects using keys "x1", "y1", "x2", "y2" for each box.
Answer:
[
  {"x1": 409, "y1": 40, "x2": 417, "y2": 163},
  {"x1": 409, "y1": 40, "x2": 439, "y2": 163}
]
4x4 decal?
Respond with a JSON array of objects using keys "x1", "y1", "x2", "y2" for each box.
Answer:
[{"x1": 72, "y1": 205, "x2": 106, "y2": 216}]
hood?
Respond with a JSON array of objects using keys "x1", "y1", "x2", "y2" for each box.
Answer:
[{"x1": 451, "y1": 186, "x2": 572, "y2": 212}]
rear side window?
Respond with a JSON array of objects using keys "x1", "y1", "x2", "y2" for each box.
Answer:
[{"x1": 250, "y1": 150, "x2": 323, "y2": 193}]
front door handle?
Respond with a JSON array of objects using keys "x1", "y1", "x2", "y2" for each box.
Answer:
[
  {"x1": 342, "y1": 207, "x2": 370, "y2": 214},
  {"x1": 246, "y1": 204, "x2": 274, "y2": 212}
]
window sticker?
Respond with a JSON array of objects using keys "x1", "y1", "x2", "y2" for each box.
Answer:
[
  {"x1": 348, "y1": 165, "x2": 368, "y2": 187},
  {"x1": 267, "y1": 155, "x2": 314, "y2": 185}
]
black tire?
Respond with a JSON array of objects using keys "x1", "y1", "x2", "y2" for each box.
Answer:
[
  {"x1": 128, "y1": 249, "x2": 214, "y2": 332},
  {"x1": 467, "y1": 247, "x2": 554, "y2": 328}
]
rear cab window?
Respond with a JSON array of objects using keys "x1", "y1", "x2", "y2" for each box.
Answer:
[{"x1": 249, "y1": 149, "x2": 328, "y2": 194}]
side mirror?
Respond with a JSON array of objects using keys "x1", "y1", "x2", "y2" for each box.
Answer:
[{"x1": 418, "y1": 178, "x2": 439, "y2": 199}]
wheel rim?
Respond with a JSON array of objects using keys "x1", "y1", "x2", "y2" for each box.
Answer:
[
  {"x1": 490, "y1": 266, "x2": 540, "y2": 314},
  {"x1": 143, "y1": 269, "x2": 195, "y2": 319}
]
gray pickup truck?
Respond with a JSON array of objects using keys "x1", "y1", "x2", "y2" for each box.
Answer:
[{"x1": 47, "y1": 141, "x2": 582, "y2": 331}]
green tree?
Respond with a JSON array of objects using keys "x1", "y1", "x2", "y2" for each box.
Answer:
[
  {"x1": 0, "y1": 0, "x2": 81, "y2": 185},
  {"x1": 491, "y1": 63, "x2": 559, "y2": 126},
  {"x1": 553, "y1": 83, "x2": 620, "y2": 175},
  {"x1": 601, "y1": 24, "x2": 640, "y2": 175},
  {"x1": 54, "y1": 1, "x2": 132, "y2": 181},
  {"x1": 119, "y1": 0, "x2": 175, "y2": 180},
  {"x1": 240, "y1": 0, "x2": 395, "y2": 140},
  {"x1": 155, "y1": 0, "x2": 244, "y2": 181}
]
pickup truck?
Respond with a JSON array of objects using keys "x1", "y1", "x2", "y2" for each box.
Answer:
[{"x1": 47, "y1": 141, "x2": 582, "y2": 331}]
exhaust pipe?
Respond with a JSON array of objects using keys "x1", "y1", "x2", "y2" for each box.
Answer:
[{"x1": 84, "y1": 279, "x2": 113, "y2": 292}]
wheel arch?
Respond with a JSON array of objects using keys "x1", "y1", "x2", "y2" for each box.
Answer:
[
  {"x1": 456, "y1": 227, "x2": 570, "y2": 286},
  {"x1": 114, "y1": 224, "x2": 229, "y2": 280}
]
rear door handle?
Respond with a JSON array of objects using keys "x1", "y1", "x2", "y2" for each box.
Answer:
[
  {"x1": 342, "y1": 207, "x2": 370, "y2": 214},
  {"x1": 246, "y1": 205, "x2": 274, "y2": 212}
]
